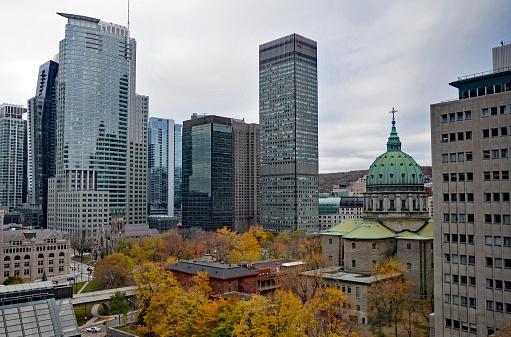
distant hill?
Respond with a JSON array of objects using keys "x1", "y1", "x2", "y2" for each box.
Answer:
[{"x1": 319, "y1": 166, "x2": 432, "y2": 193}]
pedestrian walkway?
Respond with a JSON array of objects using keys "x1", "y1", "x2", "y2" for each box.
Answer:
[{"x1": 77, "y1": 281, "x2": 89, "y2": 294}]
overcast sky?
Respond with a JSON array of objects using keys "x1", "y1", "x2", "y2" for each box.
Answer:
[{"x1": 2, "y1": 1, "x2": 510, "y2": 173}]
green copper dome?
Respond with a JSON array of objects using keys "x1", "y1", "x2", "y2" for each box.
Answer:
[{"x1": 366, "y1": 117, "x2": 423, "y2": 191}]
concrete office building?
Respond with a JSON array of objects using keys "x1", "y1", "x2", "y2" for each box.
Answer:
[
  {"x1": 148, "y1": 117, "x2": 182, "y2": 217},
  {"x1": 182, "y1": 115, "x2": 259, "y2": 232},
  {"x1": 47, "y1": 13, "x2": 147, "y2": 239},
  {"x1": 430, "y1": 42, "x2": 511, "y2": 336},
  {"x1": 0, "y1": 104, "x2": 27, "y2": 212},
  {"x1": 27, "y1": 60, "x2": 59, "y2": 228},
  {"x1": 259, "y1": 34, "x2": 319, "y2": 233}
]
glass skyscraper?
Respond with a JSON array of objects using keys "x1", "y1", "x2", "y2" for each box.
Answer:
[
  {"x1": 174, "y1": 123, "x2": 183, "y2": 216},
  {"x1": 182, "y1": 115, "x2": 259, "y2": 232},
  {"x1": 259, "y1": 34, "x2": 319, "y2": 233},
  {"x1": 27, "y1": 60, "x2": 59, "y2": 228},
  {"x1": 0, "y1": 104, "x2": 27, "y2": 211},
  {"x1": 48, "y1": 13, "x2": 146, "y2": 238}
]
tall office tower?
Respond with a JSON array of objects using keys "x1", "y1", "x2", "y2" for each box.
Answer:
[
  {"x1": 126, "y1": 94, "x2": 148, "y2": 225},
  {"x1": 148, "y1": 117, "x2": 175, "y2": 215},
  {"x1": 259, "y1": 34, "x2": 319, "y2": 233},
  {"x1": 27, "y1": 60, "x2": 59, "y2": 228},
  {"x1": 431, "y1": 43, "x2": 511, "y2": 336},
  {"x1": 48, "y1": 13, "x2": 143, "y2": 239},
  {"x1": 0, "y1": 104, "x2": 27, "y2": 211},
  {"x1": 174, "y1": 123, "x2": 183, "y2": 217},
  {"x1": 182, "y1": 115, "x2": 259, "y2": 232}
]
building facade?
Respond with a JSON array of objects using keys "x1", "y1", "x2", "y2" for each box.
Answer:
[
  {"x1": 0, "y1": 104, "x2": 27, "y2": 212},
  {"x1": 182, "y1": 115, "x2": 259, "y2": 232},
  {"x1": 0, "y1": 211, "x2": 70, "y2": 283},
  {"x1": 319, "y1": 196, "x2": 364, "y2": 231},
  {"x1": 259, "y1": 33, "x2": 319, "y2": 233},
  {"x1": 430, "y1": 43, "x2": 511, "y2": 336},
  {"x1": 27, "y1": 60, "x2": 59, "y2": 228},
  {"x1": 126, "y1": 94, "x2": 148, "y2": 225},
  {"x1": 47, "y1": 13, "x2": 146, "y2": 240}
]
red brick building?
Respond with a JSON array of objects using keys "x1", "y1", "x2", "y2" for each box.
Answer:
[{"x1": 167, "y1": 258, "x2": 258, "y2": 295}]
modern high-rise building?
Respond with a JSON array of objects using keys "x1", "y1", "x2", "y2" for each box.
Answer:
[
  {"x1": 182, "y1": 115, "x2": 259, "y2": 232},
  {"x1": 0, "y1": 104, "x2": 27, "y2": 211},
  {"x1": 27, "y1": 60, "x2": 59, "y2": 228},
  {"x1": 430, "y1": 42, "x2": 511, "y2": 336},
  {"x1": 148, "y1": 117, "x2": 176, "y2": 216},
  {"x1": 126, "y1": 94, "x2": 149, "y2": 225},
  {"x1": 47, "y1": 13, "x2": 146, "y2": 239},
  {"x1": 259, "y1": 33, "x2": 319, "y2": 233},
  {"x1": 174, "y1": 123, "x2": 183, "y2": 216}
]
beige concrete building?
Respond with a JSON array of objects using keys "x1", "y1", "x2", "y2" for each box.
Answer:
[
  {"x1": 0, "y1": 212, "x2": 70, "y2": 283},
  {"x1": 430, "y1": 43, "x2": 511, "y2": 336}
]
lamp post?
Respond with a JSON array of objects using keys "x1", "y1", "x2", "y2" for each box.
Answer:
[{"x1": 87, "y1": 267, "x2": 93, "y2": 282}]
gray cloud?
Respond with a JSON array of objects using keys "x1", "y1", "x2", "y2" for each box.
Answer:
[{"x1": 1, "y1": 0, "x2": 510, "y2": 173}]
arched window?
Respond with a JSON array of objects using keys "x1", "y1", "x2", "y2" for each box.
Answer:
[
  {"x1": 14, "y1": 256, "x2": 21, "y2": 260},
  {"x1": 4, "y1": 256, "x2": 10, "y2": 261},
  {"x1": 24, "y1": 255, "x2": 30, "y2": 260},
  {"x1": 49, "y1": 253, "x2": 54, "y2": 258},
  {"x1": 59, "y1": 252, "x2": 65, "y2": 257},
  {"x1": 38, "y1": 254, "x2": 44, "y2": 259}
]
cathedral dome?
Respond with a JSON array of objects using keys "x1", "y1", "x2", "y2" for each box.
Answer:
[{"x1": 366, "y1": 115, "x2": 423, "y2": 192}]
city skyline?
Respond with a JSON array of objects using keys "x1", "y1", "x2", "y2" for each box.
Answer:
[{"x1": 1, "y1": 1, "x2": 511, "y2": 173}]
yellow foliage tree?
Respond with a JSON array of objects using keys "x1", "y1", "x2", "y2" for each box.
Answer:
[{"x1": 305, "y1": 287, "x2": 359, "y2": 337}]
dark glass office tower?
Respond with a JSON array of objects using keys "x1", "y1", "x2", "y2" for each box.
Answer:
[
  {"x1": 182, "y1": 116, "x2": 234, "y2": 230},
  {"x1": 27, "y1": 60, "x2": 59, "y2": 228},
  {"x1": 259, "y1": 34, "x2": 319, "y2": 233}
]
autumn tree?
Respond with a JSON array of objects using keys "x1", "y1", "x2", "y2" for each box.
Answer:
[
  {"x1": 3, "y1": 276, "x2": 25, "y2": 285},
  {"x1": 305, "y1": 287, "x2": 359, "y2": 337},
  {"x1": 367, "y1": 258, "x2": 415, "y2": 337},
  {"x1": 93, "y1": 253, "x2": 133, "y2": 289}
]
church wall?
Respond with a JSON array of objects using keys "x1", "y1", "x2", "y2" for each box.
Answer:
[
  {"x1": 343, "y1": 238, "x2": 396, "y2": 274},
  {"x1": 321, "y1": 235, "x2": 342, "y2": 266},
  {"x1": 396, "y1": 239, "x2": 434, "y2": 299}
]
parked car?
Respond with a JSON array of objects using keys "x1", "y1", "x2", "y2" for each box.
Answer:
[{"x1": 86, "y1": 326, "x2": 101, "y2": 332}]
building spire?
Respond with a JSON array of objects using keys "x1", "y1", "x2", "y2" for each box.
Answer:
[{"x1": 387, "y1": 107, "x2": 401, "y2": 151}]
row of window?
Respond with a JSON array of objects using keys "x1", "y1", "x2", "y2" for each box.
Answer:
[
  {"x1": 442, "y1": 149, "x2": 510, "y2": 162},
  {"x1": 441, "y1": 111, "x2": 472, "y2": 122},
  {"x1": 445, "y1": 318, "x2": 477, "y2": 333},
  {"x1": 482, "y1": 105, "x2": 509, "y2": 117},
  {"x1": 442, "y1": 172, "x2": 473, "y2": 181},
  {"x1": 442, "y1": 193, "x2": 475, "y2": 202},
  {"x1": 3, "y1": 266, "x2": 64, "y2": 278},
  {"x1": 441, "y1": 131, "x2": 472, "y2": 142},
  {"x1": 444, "y1": 273, "x2": 476, "y2": 285},
  {"x1": 445, "y1": 294, "x2": 476, "y2": 307},
  {"x1": 482, "y1": 127, "x2": 509, "y2": 137},
  {"x1": 443, "y1": 233, "x2": 475, "y2": 243},
  {"x1": 486, "y1": 300, "x2": 511, "y2": 313},
  {"x1": 485, "y1": 257, "x2": 511, "y2": 268},
  {"x1": 486, "y1": 278, "x2": 511, "y2": 290},
  {"x1": 443, "y1": 214, "x2": 511, "y2": 224},
  {"x1": 444, "y1": 254, "x2": 475, "y2": 264}
]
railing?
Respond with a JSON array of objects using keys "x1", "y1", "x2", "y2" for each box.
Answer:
[{"x1": 458, "y1": 65, "x2": 511, "y2": 81}]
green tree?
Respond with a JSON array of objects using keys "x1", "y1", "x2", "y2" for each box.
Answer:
[
  {"x1": 3, "y1": 276, "x2": 25, "y2": 285},
  {"x1": 110, "y1": 291, "x2": 130, "y2": 325}
]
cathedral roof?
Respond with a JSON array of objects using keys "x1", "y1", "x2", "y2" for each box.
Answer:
[
  {"x1": 366, "y1": 116, "x2": 423, "y2": 190},
  {"x1": 342, "y1": 222, "x2": 396, "y2": 240}
]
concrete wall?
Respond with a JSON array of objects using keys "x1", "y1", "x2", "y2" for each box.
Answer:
[{"x1": 343, "y1": 238, "x2": 395, "y2": 274}]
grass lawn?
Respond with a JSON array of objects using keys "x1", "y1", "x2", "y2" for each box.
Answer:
[
  {"x1": 81, "y1": 279, "x2": 105, "y2": 293},
  {"x1": 72, "y1": 281, "x2": 87, "y2": 294}
]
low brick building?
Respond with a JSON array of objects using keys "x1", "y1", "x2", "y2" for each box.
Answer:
[{"x1": 167, "y1": 255, "x2": 258, "y2": 295}]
